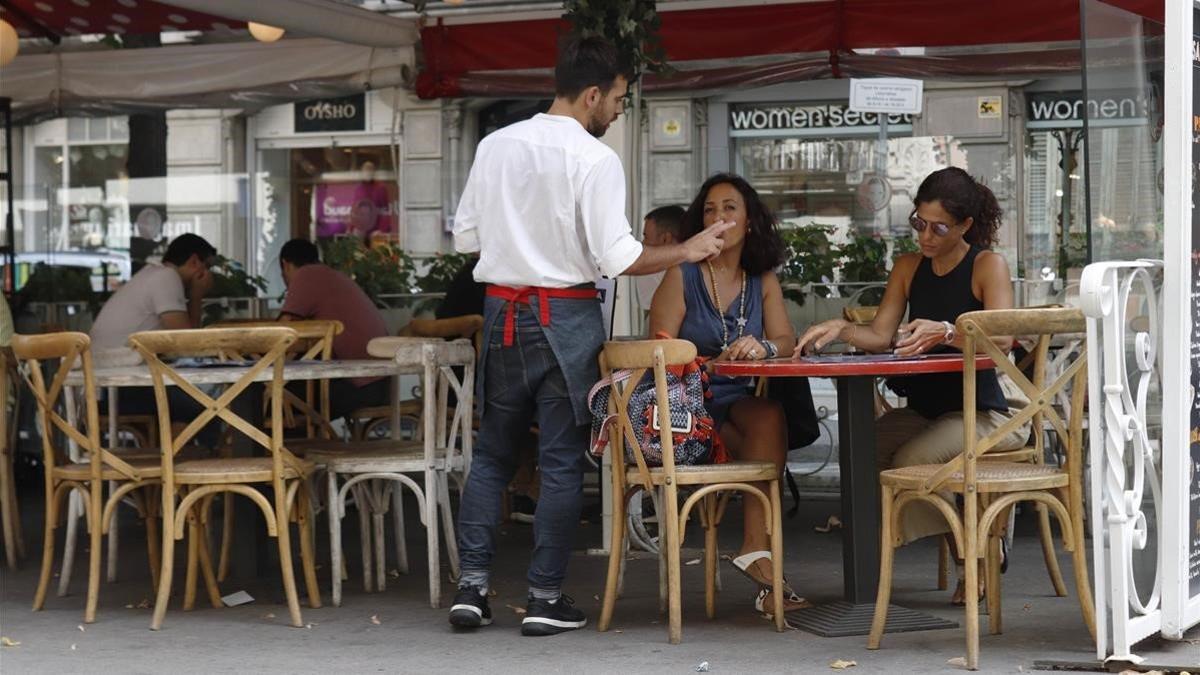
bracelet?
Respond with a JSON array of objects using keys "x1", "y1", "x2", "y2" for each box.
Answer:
[
  {"x1": 941, "y1": 320, "x2": 956, "y2": 344},
  {"x1": 758, "y1": 337, "x2": 779, "y2": 359}
]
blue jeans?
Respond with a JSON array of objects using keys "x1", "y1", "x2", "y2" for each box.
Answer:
[{"x1": 457, "y1": 304, "x2": 587, "y2": 591}]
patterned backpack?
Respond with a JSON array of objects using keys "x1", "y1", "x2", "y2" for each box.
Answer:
[{"x1": 588, "y1": 351, "x2": 728, "y2": 467}]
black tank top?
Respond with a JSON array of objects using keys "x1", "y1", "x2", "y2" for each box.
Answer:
[{"x1": 887, "y1": 246, "x2": 1008, "y2": 419}]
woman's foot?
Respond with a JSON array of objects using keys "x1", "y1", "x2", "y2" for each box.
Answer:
[
  {"x1": 755, "y1": 587, "x2": 812, "y2": 614},
  {"x1": 950, "y1": 566, "x2": 986, "y2": 606}
]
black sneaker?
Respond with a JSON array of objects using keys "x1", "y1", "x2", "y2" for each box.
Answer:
[
  {"x1": 520, "y1": 594, "x2": 587, "y2": 636},
  {"x1": 449, "y1": 585, "x2": 492, "y2": 628}
]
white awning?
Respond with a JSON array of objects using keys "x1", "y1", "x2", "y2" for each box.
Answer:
[{"x1": 2, "y1": 37, "x2": 413, "y2": 123}]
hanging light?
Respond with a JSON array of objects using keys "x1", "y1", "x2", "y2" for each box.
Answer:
[
  {"x1": 247, "y1": 22, "x2": 285, "y2": 43},
  {"x1": 0, "y1": 19, "x2": 19, "y2": 67}
]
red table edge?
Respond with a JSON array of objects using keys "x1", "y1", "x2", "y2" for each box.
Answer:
[{"x1": 709, "y1": 354, "x2": 996, "y2": 377}]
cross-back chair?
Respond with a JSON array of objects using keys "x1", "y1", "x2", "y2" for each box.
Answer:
[
  {"x1": 0, "y1": 348, "x2": 26, "y2": 570},
  {"x1": 128, "y1": 327, "x2": 320, "y2": 630},
  {"x1": 867, "y1": 307, "x2": 1095, "y2": 670},
  {"x1": 15, "y1": 331, "x2": 161, "y2": 623},
  {"x1": 596, "y1": 339, "x2": 786, "y2": 644}
]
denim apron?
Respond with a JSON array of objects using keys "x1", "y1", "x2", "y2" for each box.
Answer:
[{"x1": 476, "y1": 284, "x2": 605, "y2": 427}]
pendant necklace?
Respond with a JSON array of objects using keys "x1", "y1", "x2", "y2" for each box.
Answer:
[{"x1": 706, "y1": 260, "x2": 747, "y2": 350}]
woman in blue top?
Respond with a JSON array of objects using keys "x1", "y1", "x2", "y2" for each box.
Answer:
[{"x1": 649, "y1": 173, "x2": 804, "y2": 613}]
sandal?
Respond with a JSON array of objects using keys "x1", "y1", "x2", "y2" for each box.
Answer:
[
  {"x1": 729, "y1": 550, "x2": 805, "y2": 603},
  {"x1": 755, "y1": 586, "x2": 812, "y2": 614}
]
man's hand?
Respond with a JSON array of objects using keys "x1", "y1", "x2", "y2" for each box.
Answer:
[
  {"x1": 681, "y1": 219, "x2": 736, "y2": 263},
  {"x1": 191, "y1": 267, "x2": 214, "y2": 298}
]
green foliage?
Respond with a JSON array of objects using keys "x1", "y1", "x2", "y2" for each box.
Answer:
[
  {"x1": 778, "y1": 225, "x2": 839, "y2": 306},
  {"x1": 838, "y1": 235, "x2": 889, "y2": 284},
  {"x1": 17, "y1": 263, "x2": 96, "y2": 311},
  {"x1": 563, "y1": 0, "x2": 670, "y2": 82},
  {"x1": 319, "y1": 238, "x2": 418, "y2": 302},
  {"x1": 208, "y1": 255, "x2": 267, "y2": 298},
  {"x1": 416, "y1": 251, "x2": 475, "y2": 294},
  {"x1": 892, "y1": 236, "x2": 919, "y2": 257}
]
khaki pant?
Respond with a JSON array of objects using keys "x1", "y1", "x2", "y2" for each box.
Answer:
[{"x1": 875, "y1": 378, "x2": 1030, "y2": 545}]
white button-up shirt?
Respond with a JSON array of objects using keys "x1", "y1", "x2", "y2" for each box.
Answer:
[{"x1": 453, "y1": 113, "x2": 644, "y2": 288}]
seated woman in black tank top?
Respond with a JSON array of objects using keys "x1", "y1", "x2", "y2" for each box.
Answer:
[{"x1": 796, "y1": 167, "x2": 1030, "y2": 604}]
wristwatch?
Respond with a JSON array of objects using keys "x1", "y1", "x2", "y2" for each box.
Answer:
[{"x1": 941, "y1": 320, "x2": 956, "y2": 345}]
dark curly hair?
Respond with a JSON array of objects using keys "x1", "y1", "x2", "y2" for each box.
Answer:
[
  {"x1": 912, "y1": 167, "x2": 1002, "y2": 249},
  {"x1": 682, "y1": 173, "x2": 786, "y2": 276}
]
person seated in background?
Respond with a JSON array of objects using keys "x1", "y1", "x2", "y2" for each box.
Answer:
[
  {"x1": 89, "y1": 233, "x2": 218, "y2": 443},
  {"x1": 796, "y1": 167, "x2": 1030, "y2": 604},
  {"x1": 634, "y1": 205, "x2": 686, "y2": 316},
  {"x1": 277, "y1": 238, "x2": 391, "y2": 420},
  {"x1": 648, "y1": 173, "x2": 805, "y2": 614}
]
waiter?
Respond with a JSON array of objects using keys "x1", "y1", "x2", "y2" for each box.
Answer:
[{"x1": 449, "y1": 36, "x2": 733, "y2": 636}]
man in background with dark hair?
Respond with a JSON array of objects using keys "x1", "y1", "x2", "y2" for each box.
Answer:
[
  {"x1": 635, "y1": 205, "x2": 686, "y2": 314},
  {"x1": 448, "y1": 35, "x2": 732, "y2": 635},
  {"x1": 89, "y1": 232, "x2": 218, "y2": 441},
  {"x1": 277, "y1": 238, "x2": 390, "y2": 419}
]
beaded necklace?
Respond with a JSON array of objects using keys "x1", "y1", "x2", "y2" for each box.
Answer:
[{"x1": 705, "y1": 259, "x2": 747, "y2": 350}]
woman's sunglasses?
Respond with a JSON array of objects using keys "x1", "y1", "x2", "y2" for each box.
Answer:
[{"x1": 908, "y1": 211, "x2": 953, "y2": 237}]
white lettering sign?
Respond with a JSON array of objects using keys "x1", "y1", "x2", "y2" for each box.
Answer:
[{"x1": 730, "y1": 104, "x2": 913, "y2": 131}]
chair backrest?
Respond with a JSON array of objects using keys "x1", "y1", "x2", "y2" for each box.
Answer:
[
  {"x1": 842, "y1": 305, "x2": 879, "y2": 325},
  {"x1": 12, "y1": 331, "x2": 144, "y2": 482},
  {"x1": 598, "y1": 339, "x2": 697, "y2": 487},
  {"x1": 128, "y1": 327, "x2": 301, "y2": 481},
  {"x1": 400, "y1": 315, "x2": 483, "y2": 340},
  {"x1": 921, "y1": 307, "x2": 1087, "y2": 494}
]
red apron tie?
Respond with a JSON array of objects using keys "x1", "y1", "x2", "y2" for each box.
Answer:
[{"x1": 486, "y1": 284, "x2": 600, "y2": 347}]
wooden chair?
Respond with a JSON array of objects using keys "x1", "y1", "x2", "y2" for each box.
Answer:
[
  {"x1": 128, "y1": 327, "x2": 321, "y2": 630},
  {"x1": 347, "y1": 315, "x2": 483, "y2": 440},
  {"x1": 14, "y1": 332, "x2": 161, "y2": 623},
  {"x1": 867, "y1": 307, "x2": 1095, "y2": 670},
  {"x1": 0, "y1": 349, "x2": 26, "y2": 570},
  {"x1": 596, "y1": 339, "x2": 786, "y2": 644},
  {"x1": 304, "y1": 335, "x2": 475, "y2": 609}
]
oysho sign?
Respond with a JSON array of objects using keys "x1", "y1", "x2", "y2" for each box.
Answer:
[
  {"x1": 295, "y1": 93, "x2": 366, "y2": 133},
  {"x1": 730, "y1": 103, "x2": 913, "y2": 133}
]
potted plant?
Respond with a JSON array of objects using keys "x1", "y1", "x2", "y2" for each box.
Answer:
[
  {"x1": 320, "y1": 238, "x2": 419, "y2": 333},
  {"x1": 203, "y1": 255, "x2": 269, "y2": 325}
]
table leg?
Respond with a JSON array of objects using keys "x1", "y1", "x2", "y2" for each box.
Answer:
[
  {"x1": 784, "y1": 376, "x2": 957, "y2": 638},
  {"x1": 106, "y1": 387, "x2": 119, "y2": 583}
]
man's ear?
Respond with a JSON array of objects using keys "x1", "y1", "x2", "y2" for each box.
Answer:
[{"x1": 584, "y1": 85, "x2": 601, "y2": 109}]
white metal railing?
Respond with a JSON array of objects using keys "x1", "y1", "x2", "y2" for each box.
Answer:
[{"x1": 1079, "y1": 259, "x2": 1164, "y2": 663}]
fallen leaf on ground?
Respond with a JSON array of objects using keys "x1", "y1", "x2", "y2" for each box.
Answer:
[
  {"x1": 614, "y1": 629, "x2": 623, "y2": 633},
  {"x1": 387, "y1": 569, "x2": 400, "y2": 578},
  {"x1": 1, "y1": 637, "x2": 20, "y2": 647},
  {"x1": 829, "y1": 660, "x2": 856, "y2": 670},
  {"x1": 1022, "y1": 603, "x2": 1032, "y2": 612},
  {"x1": 136, "y1": 599, "x2": 151, "y2": 609},
  {"x1": 695, "y1": 661, "x2": 710, "y2": 672},
  {"x1": 70, "y1": 644, "x2": 77, "y2": 651},
  {"x1": 77, "y1": 625, "x2": 85, "y2": 633},
  {"x1": 593, "y1": 594, "x2": 600, "y2": 601},
  {"x1": 947, "y1": 657, "x2": 967, "y2": 668},
  {"x1": 814, "y1": 515, "x2": 843, "y2": 533},
  {"x1": 304, "y1": 623, "x2": 316, "y2": 629},
  {"x1": 262, "y1": 613, "x2": 275, "y2": 620},
  {"x1": 124, "y1": 604, "x2": 133, "y2": 609},
  {"x1": 505, "y1": 604, "x2": 527, "y2": 615},
  {"x1": 685, "y1": 558, "x2": 701, "y2": 566},
  {"x1": 370, "y1": 615, "x2": 381, "y2": 625}
]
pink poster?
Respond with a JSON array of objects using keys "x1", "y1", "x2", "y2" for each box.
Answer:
[{"x1": 314, "y1": 181, "x2": 396, "y2": 239}]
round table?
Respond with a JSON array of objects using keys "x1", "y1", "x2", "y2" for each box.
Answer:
[{"x1": 709, "y1": 353, "x2": 994, "y2": 637}]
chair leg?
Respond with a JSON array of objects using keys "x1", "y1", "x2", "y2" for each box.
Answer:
[
  {"x1": 1036, "y1": 503, "x2": 1067, "y2": 597},
  {"x1": 217, "y1": 492, "x2": 233, "y2": 583},
  {"x1": 354, "y1": 484, "x2": 373, "y2": 593},
  {"x1": 656, "y1": 488, "x2": 668, "y2": 614},
  {"x1": 0, "y1": 448, "x2": 18, "y2": 570},
  {"x1": 151, "y1": 494, "x2": 176, "y2": 631},
  {"x1": 937, "y1": 537, "x2": 950, "y2": 591},
  {"x1": 372, "y1": 489, "x2": 386, "y2": 593},
  {"x1": 985, "y1": 533, "x2": 1003, "y2": 635},
  {"x1": 183, "y1": 508, "x2": 200, "y2": 612},
  {"x1": 296, "y1": 487, "x2": 322, "y2": 609},
  {"x1": 437, "y1": 472, "x2": 459, "y2": 581},
  {"x1": 598, "y1": 482, "x2": 626, "y2": 632},
  {"x1": 868, "y1": 485, "x2": 896, "y2": 649},
  {"x1": 964, "y1": 493, "x2": 981, "y2": 671},
  {"x1": 663, "y1": 484, "x2": 683, "y2": 644},
  {"x1": 196, "y1": 497, "x2": 223, "y2": 610},
  {"x1": 275, "y1": 484, "x2": 304, "y2": 628},
  {"x1": 84, "y1": 484, "x2": 103, "y2": 623},
  {"x1": 703, "y1": 495, "x2": 717, "y2": 620},
  {"x1": 32, "y1": 484, "x2": 59, "y2": 611},
  {"x1": 392, "y1": 483, "x2": 409, "y2": 575},
  {"x1": 1063, "y1": 487, "x2": 1096, "y2": 641},
  {"x1": 106, "y1": 479, "x2": 119, "y2": 583},
  {"x1": 425, "y1": 471, "x2": 442, "y2": 609},
  {"x1": 58, "y1": 490, "x2": 81, "y2": 598},
  {"x1": 768, "y1": 480, "x2": 785, "y2": 633},
  {"x1": 143, "y1": 489, "x2": 161, "y2": 593},
  {"x1": 327, "y1": 470, "x2": 344, "y2": 607}
]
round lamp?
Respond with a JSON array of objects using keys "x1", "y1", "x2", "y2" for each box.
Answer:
[
  {"x1": 0, "y1": 19, "x2": 19, "y2": 67},
  {"x1": 248, "y1": 22, "x2": 285, "y2": 43}
]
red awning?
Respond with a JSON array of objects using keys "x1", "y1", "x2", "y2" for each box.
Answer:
[
  {"x1": 416, "y1": 0, "x2": 1163, "y2": 99},
  {"x1": 0, "y1": 0, "x2": 243, "y2": 40}
]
